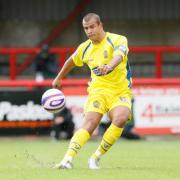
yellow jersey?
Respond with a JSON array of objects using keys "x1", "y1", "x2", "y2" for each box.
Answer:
[{"x1": 71, "y1": 32, "x2": 132, "y2": 93}]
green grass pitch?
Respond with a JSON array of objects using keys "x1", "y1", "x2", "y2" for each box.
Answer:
[{"x1": 1, "y1": 137, "x2": 180, "y2": 180}]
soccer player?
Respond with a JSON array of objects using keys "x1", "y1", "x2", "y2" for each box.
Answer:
[{"x1": 52, "y1": 13, "x2": 132, "y2": 169}]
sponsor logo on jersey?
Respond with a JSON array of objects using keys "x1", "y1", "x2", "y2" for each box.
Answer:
[
  {"x1": 93, "y1": 100, "x2": 100, "y2": 108},
  {"x1": 88, "y1": 59, "x2": 94, "y2": 62},
  {"x1": 104, "y1": 50, "x2": 108, "y2": 58}
]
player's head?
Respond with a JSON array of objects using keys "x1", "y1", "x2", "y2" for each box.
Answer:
[{"x1": 82, "y1": 13, "x2": 104, "y2": 43}]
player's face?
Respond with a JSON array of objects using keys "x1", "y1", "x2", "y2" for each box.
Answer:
[{"x1": 83, "y1": 18, "x2": 102, "y2": 42}]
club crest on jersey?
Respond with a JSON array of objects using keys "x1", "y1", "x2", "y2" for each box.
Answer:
[
  {"x1": 104, "y1": 50, "x2": 108, "y2": 59},
  {"x1": 119, "y1": 97, "x2": 129, "y2": 104},
  {"x1": 93, "y1": 100, "x2": 100, "y2": 108}
]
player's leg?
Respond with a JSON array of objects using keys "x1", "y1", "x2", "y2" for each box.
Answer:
[
  {"x1": 55, "y1": 112, "x2": 102, "y2": 169},
  {"x1": 89, "y1": 95, "x2": 132, "y2": 169}
]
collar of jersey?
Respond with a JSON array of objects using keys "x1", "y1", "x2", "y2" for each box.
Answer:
[{"x1": 91, "y1": 32, "x2": 109, "y2": 47}]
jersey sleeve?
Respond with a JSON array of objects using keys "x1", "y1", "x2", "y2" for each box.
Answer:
[
  {"x1": 113, "y1": 36, "x2": 129, "y2": 59},
  {"x1": 71, "y1": 44, "x2": 84, "y2": 67}
]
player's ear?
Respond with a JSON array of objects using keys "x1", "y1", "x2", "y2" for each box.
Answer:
[{"x1": 99, "y1": 22, "x2": 103, "y2": 28}]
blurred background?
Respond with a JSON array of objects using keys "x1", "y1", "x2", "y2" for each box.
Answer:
[{"x1": 0, "y1": 0, "x2": 180, "y2": 138}]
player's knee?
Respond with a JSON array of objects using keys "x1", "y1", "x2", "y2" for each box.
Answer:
[
  {"x1": 112, "y1": 114, "x2": 129, "y2": 127},
  {"x1": 83, "y1": 117, "x2": 100, "y2": 134}
]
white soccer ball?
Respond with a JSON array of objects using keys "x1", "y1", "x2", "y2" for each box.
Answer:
[{"x1": 41, "y1": 88, "x2": 65, "y2": 113}]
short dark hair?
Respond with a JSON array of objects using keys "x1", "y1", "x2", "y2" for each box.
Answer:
[{"x1": 82, "y1": 13, "x2": 101, "y2": 24}]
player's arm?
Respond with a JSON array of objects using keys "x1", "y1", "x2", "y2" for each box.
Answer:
[
  {"x1": 53, "y1": 43, "x2": 84, "y2": 89},
  {"x1": 98, "y1": 37, "x2": 128, "y2": 75},
  {"x1": 98, "y1": 55, "x2": 123, "y2": 75},
  {"x1": 52, "y1": 57, "x2": 76, "y2": 89}
]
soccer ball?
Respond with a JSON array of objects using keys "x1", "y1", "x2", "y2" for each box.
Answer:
[{"x1": 41, "y1": 88, "x2": 65, "y2": 113}]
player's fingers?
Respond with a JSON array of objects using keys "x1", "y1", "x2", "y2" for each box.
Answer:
[
  {"x1": 54, "y1": 84, "x2": 59, "y2": 89},
  {"x1": 52, "y1": 81, "x2": 59, "y2": 89},
  {"x1": 98, "y1": 65, "x2": 106, "y2": 75},
  {"x1": 55, "y1": 84, "x2": 61, "y2": 90},
  {"x1": 104, "y1": 65, "x2": 113, "y2": 75},
  {"x1": 101, "y1": 65, "x2": 109, "y2": 75}
]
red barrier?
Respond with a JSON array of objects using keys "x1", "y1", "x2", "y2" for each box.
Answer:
[
  {"x1": 0, "y1": 48, "x2": 75, "y2": 80},
  {"x1": 1, "y1": 46, "x2": 180, "y2": 80},
  {"x1": 1, "y1": 78, "x2": 180, "y2": 134},
  {"x1": 0, "y1": 78, "x2": 180, "y2": 89},
  {"x1": 130, "y1": 46, "x2": 180, "y2": 78}
]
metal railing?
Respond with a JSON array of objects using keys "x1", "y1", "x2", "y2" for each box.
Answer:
[{"x1": 0, "y1": 46, "x2": 180, "y2": 80}]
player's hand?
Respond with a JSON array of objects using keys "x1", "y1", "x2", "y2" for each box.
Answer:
[
  {"x1": 92, "y1": 66, "x2": 102, "y2": 76},
  {"x1": 92, "y1": 64, "x2": 113, "y2": 76},
  {"x1": 52, "y1": 78, "x2": 62, "y2": 90},
  {"x1": 98, "y1": 64, "x2": 113, "y2": 76}
]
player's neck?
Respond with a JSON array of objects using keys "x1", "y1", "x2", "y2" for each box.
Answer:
[{"x1": 92, "y1": 31, "x2": 106, "y2": 44}]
